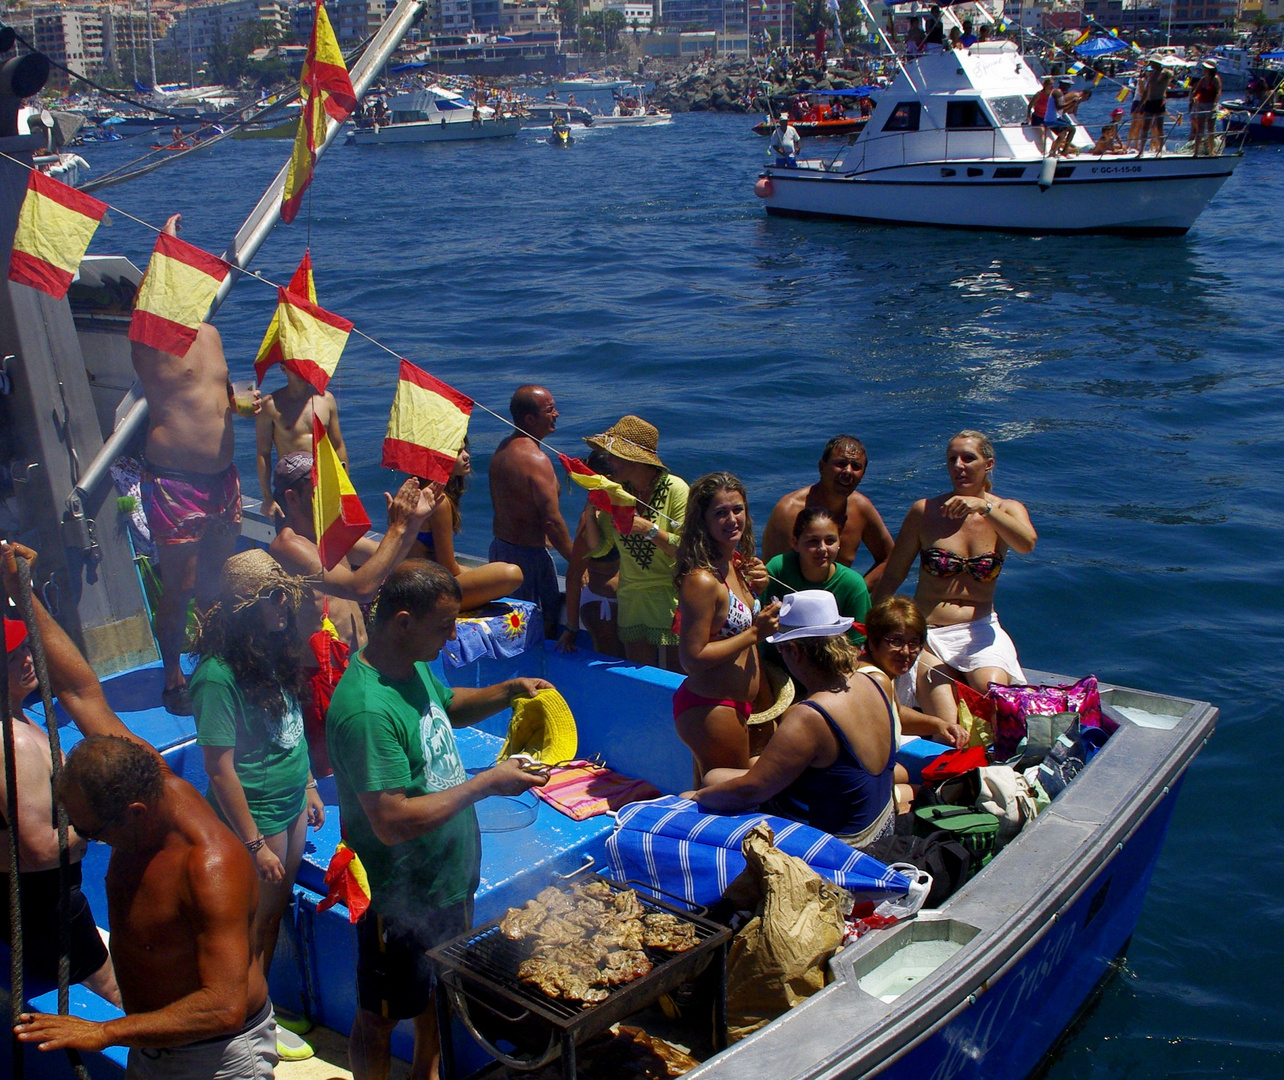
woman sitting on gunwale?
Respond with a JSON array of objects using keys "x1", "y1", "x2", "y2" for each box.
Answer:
[
  {"x1": 872, "y1": 430, "x2": 1037, "y2": 724},
  {"x1": 684, "y1": 590, "x2": 897, "y2": 850}
]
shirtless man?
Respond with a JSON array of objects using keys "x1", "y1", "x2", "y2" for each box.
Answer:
[
  {"x1": 4, "y1": 543, "x2": 273, "y2": 1078},
  {"x1": 131, "y1": 213, "x2": 257, "y2": 716},
  {"x1": 269, "y1": 455, "x2": 441, "y2": 774},
  {"x1": 2, "y1": 618, "x2": 120, "y2": 1007},
  {"x1": 488, "y1": 385, "x2": 574, "y2": 638},
  {"x1": 1139, "y1": 59, "x2": 1173, "y2": 155},
  {"x1": 255, "y1": 367, "x2": 348, "y2": 521},
  {"x1": 761, "y1": 435, "x2": 894, "y2": 589}
]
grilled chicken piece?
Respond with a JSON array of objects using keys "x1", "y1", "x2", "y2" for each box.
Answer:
[
  {"x1": 611, "y1": 889, "x2": 645, "y2": 920},
  {"x1": 578, "y1": 879, "x2": 615, "y2": 902},
  {"x1": 598, "y1": 918, "x2": 646, "y2": 952},
  {"x1": 533, "y1": 914, "x2": 585, "y2": 947},
  {"x1": 641, "y1": 911, "x2": 699, "y2": 952},
  {"x1": 600, "y1": 949, "x2": 653, "y2": 987},
  {"x1": 518, "y1": 955, "x2": 610, "y2": 1004},
  {"x1": 536, "y1": 886, "x2": 577, "y2": 916},
  {"x1": 500, "y1": 899, "x2": 548, "y2": 941}
]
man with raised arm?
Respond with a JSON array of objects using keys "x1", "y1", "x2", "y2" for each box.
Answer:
[
  {"x1": 761, "y1": 435, "x2": 894, "y2": 589},
  {"x1": 326, "y1": 561, "x2": 550, "y2": 1080},
  {"x1": 1, "y1": 617, "x2": 121, "y2": 1008},
  {"x1": 488, "y1": 385, "x2": 574, "y2": 638},
  {"x1": 4, "y1": 543, "x2": 275, "y2": 1078},
  {"x1": 131, "y1": 213, "x2": 257, "y2": 716}
]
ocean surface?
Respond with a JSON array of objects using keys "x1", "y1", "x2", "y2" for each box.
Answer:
[{"x1": 83, "y1": 96, "x2": 1282, "y2": 1076}]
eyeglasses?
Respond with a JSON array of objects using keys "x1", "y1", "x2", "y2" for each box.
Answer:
[
  {"x1": 70, "y1": 810, "x2": 122, "y2": 842},
  {"x1": 258, "y1": 587, "x2": 289, "y2": 607},
  {"x1": 881, "y1": 636, "x2": 924, "y2": 653}
]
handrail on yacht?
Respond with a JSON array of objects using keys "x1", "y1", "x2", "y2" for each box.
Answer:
[{"x1": 66, "y1": 0, "x2": 430, "y2": 517}]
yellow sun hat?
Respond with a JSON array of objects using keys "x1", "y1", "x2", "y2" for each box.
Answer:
[{"x1": 497, "y1": 688, "x2": 578, "y2": 765}]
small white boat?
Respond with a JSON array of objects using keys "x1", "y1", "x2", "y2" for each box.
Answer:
[
  {"x1": 756, "y1": 41, "x2": 1239, "y2": 236},
  {"x1": 592, "y1": 86, "x2": 672, "y2": 127},
  {"x1": 558, "y1": 76, "x2": 632, "y2": 92},
  {"x1": 37, "y1": 153, "x2": 91, "y2": 187},
  {"x1": 348, "y1": 84, "x2": 521, "y2": 145}
]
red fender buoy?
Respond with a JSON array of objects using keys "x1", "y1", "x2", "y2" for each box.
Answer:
[
  {"x1": 755, "y1": 176, "x2": 773, "y2": 198},
  {"x1": 1263, "y1": 111, "x2": 1275, "y2": 127}
]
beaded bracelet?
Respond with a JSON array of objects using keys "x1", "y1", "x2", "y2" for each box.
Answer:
[{"x1": 245, "y1": 835, "x2": 266, "y2": 854}]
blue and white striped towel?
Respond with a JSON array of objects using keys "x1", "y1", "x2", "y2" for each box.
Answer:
[{"x1": 604, "y1": 795, "x2": 910, "y2": 909}]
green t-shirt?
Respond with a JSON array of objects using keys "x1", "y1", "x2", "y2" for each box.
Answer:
[
  {"x1": 326, "y1": 652, "x2": 480, "y2": 914},
  {"x1": 191, "y1": 655, "x2": 309, "y2": 836},
  {"x1": 761, "y1": 554, "x2": 871, "y2": 666}
]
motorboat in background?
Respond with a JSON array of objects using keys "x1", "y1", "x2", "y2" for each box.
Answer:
[
  {"x1": 752, "y1": 88, "x2": 877, "y2": 138},
  {"x1": 755, "y1": 42, "x2": 1239, "y2": 236},
  {"x1": 348, "y1": 83, "x2": 521, "y2": 144},
  {"x1": 591, "y1": 85, "x2": 672, "y2": 126}
]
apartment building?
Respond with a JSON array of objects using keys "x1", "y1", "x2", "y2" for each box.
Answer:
[
  {"x1": 165, "y1": 0, "x2": 288, "y2": 62},
  {"x1": 25, "y1": 7, "x2": 106, "y2": 80}
]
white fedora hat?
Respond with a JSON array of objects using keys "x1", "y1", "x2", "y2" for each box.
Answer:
[{"x1": 765, "y1": 590, "x2": 854, "y2": 644}]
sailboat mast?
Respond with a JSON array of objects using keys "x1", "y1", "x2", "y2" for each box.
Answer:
[{"x1": 144, "y1": 0, "x2": 157, "y2": 87}]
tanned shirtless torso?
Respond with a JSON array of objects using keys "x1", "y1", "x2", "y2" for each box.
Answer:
[
  {"x1": 761, "y1": 436, "x2": 894, "y2": 589},
  {"x1": 256, "y1": 369, "x2": 347, "y2": 521},
  {"x1": 489, "y1": 386, "x2": 572, "y2": 555}
]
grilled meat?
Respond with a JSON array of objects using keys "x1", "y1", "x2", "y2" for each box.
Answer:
[
  {"x1": 642, "y1": 911, "x2": 699, "y2": 953},
  {"x1": 517, "y1": 955, "x2": 610, "y2": 1004},
  {"x1": 600, "y1": 949, "x2": 653, "y2": 986},
  {"x1": 500, "y1": 899, "x2": 548, "y2": 941},
  {"x1": 612, "y1": 889, "x2": 645, "y2": 920}
]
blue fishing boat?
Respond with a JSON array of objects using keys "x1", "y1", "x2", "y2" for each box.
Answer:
[{"x1": 0, "y1": 4, "x2": 1218, "y2": 1077}]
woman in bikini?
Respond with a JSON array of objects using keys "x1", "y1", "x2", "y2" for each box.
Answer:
[
  {"x1": 873, "y1": 430, "x2": 1037, "y2": 723},
  {"x1": 683, "y1": 590, "x2": 898, "y2": 850},
  {"x1": 673, "y1": 473, "x2": 780, "y2": 785},
  {"x1": 408, "y1": 438, "x2": 524, "y2": 610}
]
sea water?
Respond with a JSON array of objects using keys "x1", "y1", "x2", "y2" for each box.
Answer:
[{"x1": 83, "y1": 97, "x2": 1284, "y2": 1077}]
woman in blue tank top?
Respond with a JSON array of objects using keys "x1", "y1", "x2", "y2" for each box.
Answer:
[{"x1": 684, "y1": 590, "x2": 897, "y2": 849}]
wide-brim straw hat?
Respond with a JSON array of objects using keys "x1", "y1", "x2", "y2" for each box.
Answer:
[
  {"x1": 748, "y1": 662, "x2": 796, "y2": 726},
  {"x1": 218, "y1": 549, "x2": 308, "y2": 614},
  {"x1": 498, "y1": 688, "x2": 578, "y2": 764},
  {"x1": 583, "y1": 415, "x2": 665, "y2": 470}
]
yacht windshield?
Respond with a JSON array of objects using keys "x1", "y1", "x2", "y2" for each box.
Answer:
[{"x1": 986, "y1": 96, "x2": 1030, "y2": 127}]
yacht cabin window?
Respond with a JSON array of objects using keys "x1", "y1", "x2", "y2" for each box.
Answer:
[
  {"x1": 945, "y1": 100, "x2": 992, "y2": 129},
  {"x1": 883, "y1": 102, "x2": 921, "y2": 132},
  {"x1": 985, "y1": 96, "x2": 1032, "y2": 127}
]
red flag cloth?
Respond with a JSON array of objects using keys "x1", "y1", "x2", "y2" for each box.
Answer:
[
  {"x1": 304, "y1": 615, "x2": 350, "y2": 779},
  {"x1": 381, "y1": 360, "x2": 474, "y2": 484},
  {"x1": 312, "y1": 414, "x2": 370, "y2": 570},
  {"x1": 8, "y1": 171, "x2": 108, "y2": 298},
  {"x1": 128, "y1": 232, "x2": 230, "y2": 357},
  {"x1": 954, "y1": 679, "x2": 996, "y2": 722},
  {"x1": 317, "y1": 842, "x2": 371, "y2": 922},
  {"x1": 254, "y1": 250, "x2": 316, "y2": 384},
  {"x1": 557, "y1": 454, "x2": 636, "y2": 535}
]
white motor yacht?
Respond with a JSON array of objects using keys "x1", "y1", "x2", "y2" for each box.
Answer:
[
  {"x1": 349, "y1": 84, "x2": 521, "y2": 144},
  {"x1": 592, "y1": 85, "x2": 672, "y2": 126},
  {"x1": 755, "y1": 42, "x2": 1239, "y2": 236}
]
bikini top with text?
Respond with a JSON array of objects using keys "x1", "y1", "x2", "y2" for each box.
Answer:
[
  {"x1": 920, "y1": 546, "x2": 1005, "y2": 583},
  {"x1": 717, "y1": 582, "x2": 757, "y2": 639}
]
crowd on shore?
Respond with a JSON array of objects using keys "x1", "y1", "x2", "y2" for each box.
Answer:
[{"x1": 1, "y1": 220, "x2": 1037, "y2": 1078}]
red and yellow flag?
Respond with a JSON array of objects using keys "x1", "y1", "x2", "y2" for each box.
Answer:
[
  {"x1": 277, "y1": 287, "x2": 352, "y2": 394},
  {"x1": 8, "y1": 171, "x2": 109, "y2": 298},
  {"x1": 381, "y1": 360, "x2": 473, "y2": 484},
  {"x1": 317, "y1": 841, "x2": 370, "y2": 922},
  {"x1": 558, "y1": 454, "x2": 636, "y2": 535},
  {"x1": 312, "y1": 414, "x2": 369, "y2": 571},
  {"x1": 128, "y1": 232, "x2": 230, "y2": 357},
  {"x1": 254, "y1": 250, "x2": 317, "y2": 384},
  {"x1": 281, "y1": 0, "x2": 357, "y2": 224}
]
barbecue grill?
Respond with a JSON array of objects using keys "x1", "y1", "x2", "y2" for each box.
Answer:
[{"x1": 431, "y1": 874, "x2": 731, "y2": 1080}]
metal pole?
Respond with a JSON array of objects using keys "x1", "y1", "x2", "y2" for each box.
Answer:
[{"x1": 67, "y1": 0, "x2": 431, "y2": 512}]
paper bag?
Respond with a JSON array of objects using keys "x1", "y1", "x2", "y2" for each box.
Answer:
[{"x1": 723, "y1": 823, "x2": 847, "y2": 1042}]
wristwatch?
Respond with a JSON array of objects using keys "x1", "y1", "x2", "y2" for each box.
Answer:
[
  {"x1": 645, "y1": 522, "x2": 661, "y2": 542},
  {"x1": 982, "y1": 501, "x2": 993, "y2": 516}
]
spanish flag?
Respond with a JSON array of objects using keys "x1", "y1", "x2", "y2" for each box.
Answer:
[
  {"x1": 8, "y1": 171, "x2": 108, "y2": 298},
  {"x1": 558, "y1": 454, "x2": 636, "y2": 535},
  {"x1": 312, "y1": 414, "x2": 369, "y2": 571},
  {"x1": 254, "y1": 250, "x2": 317, "y2": 384},
  {"x1": 317, "y1": 841, "x2": 371, "y2": 922},
  {"x1": 1072, "y1": 28, "x2": 1091, "y2": 47},
  {"x1": 381, "y1": 360, "x2": 473, "y2": 484},
  {"x1": 128, "y1": 232, "x2": 230, "y2": 357},
  {"x1": 277, "y1": 287, "x2": 352, "y2": 394},
  {"x1": 1117, "y1": 83, "x2": 1132, "y2": 102},
  {"x1": 281, "y1": 0, "x2": 357, "y2": 224}
]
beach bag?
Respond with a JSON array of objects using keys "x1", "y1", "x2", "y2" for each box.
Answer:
[
  {"x1": 988, "y1": 676, "x2": 1113, "y2": 761},
  {"x1": 975, "y1": 765, "x2": 1039, "y2": 842},
  {"x1": 1004, "y1": 710, "x2": 1078, "y2": 771},
  {"x1": 912, "y1": 805, "x2": 1001, "y2": 872},
  {"x1": 920, "y1": 745, "x2": 988, "y2": 785},
  {"x1": 862, "y1": 831, "x2": 972, "y2": 908},
  {"x1": 722, "y1": 824, "x2": 846, "y2": 1042}
]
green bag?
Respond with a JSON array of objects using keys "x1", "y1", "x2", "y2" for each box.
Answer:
[{"x1": 912, "y1": 804, "x2": 1001, "y2": 873}]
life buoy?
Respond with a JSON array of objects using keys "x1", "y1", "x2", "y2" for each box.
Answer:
[
  {"x1": 755, "y1": 177, "x2": 773, "y2": 198},
  {"x1": 1264, "y1": 111, "x2": 1275, "y2": 126}
]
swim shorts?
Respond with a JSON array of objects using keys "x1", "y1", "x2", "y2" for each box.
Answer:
[
  {"x1": 0, "y1": 863, "x2": 108, "y2": 993},
  {"x1": 141, "y1": 459, "x2": 242, "y2": 546},
  {"x1": 672, "y1": 680, "x2": 752, "y2": 724},
  {"x1": 488, "y1": 537, "x2": 559, "y2": 632},
  {"x1": 125, "y1": 999, "x2": 277, "y2": 1080},
  {"x1": 1142, "y1": 99, "x2": 1165, "y2": 117},
  {"x1": 356, "y1": 900, "x2": 472, "y2": 1020}
]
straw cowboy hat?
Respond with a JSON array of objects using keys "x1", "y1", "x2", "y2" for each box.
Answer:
[
  {"x1": 218, "y1": 549, "x2": 308, "y2": 614},
  {"x1": 765, "y1": 590, "x2": 855, "y2": 644},
  {"x1": 583, "y1": 415, "x2": 665, "y2": 470},
  {"x1": 748, "y1": 661, "x2": 796, "y2": 727}
]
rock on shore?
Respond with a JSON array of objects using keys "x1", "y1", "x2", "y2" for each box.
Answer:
[{"x1": 649, "y1": 56, "x2": 867, "y2": 113}]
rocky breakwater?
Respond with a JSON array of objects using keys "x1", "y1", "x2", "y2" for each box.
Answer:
[{"x1": 648, "y1": 56, "x2": 868, "y2": 113}]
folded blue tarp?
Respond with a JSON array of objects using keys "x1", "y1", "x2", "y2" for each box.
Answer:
[{"x1": 605, "y1": 794, "x2": 910, "y2": 909}]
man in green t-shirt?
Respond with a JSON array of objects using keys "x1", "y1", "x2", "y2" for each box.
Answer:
[{"x1": 327, "y1": 560, "x2": 551, "y2": 1080}]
